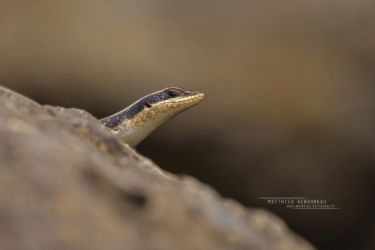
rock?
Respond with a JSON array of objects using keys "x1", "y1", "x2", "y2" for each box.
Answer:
[{"x1": 0, "y1": 85, "x2": 315, "y2": 250}]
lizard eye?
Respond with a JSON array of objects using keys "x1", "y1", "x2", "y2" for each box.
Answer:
[{"x1": 165, "y1": 89, "x2": 182, "y2": 98}]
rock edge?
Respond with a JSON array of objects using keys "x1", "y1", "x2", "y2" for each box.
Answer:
[{"x1": 0, "y1": 85, "x2": 315, "y2": 250}]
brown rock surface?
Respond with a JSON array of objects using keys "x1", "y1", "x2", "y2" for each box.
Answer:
[{"x1": 0, "y1": 85, "x2": 315, "y2": 250}]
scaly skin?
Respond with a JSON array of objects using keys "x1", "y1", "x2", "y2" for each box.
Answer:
[{"x1": 101, "y1": 87, "x2": 204, "y2": 146}]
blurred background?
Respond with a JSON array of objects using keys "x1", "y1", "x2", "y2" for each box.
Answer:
[{"x1": 1, "y1": 0, "x2": 375, "y2": 249}]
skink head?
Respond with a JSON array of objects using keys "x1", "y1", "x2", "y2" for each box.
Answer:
[
  {"x1": 145, "y1": 86, "x2": 205, "y2": 112},
  {"x1": 132, "y1": 86, "x2": 204, "y2": 123},
  {"x1": 102, "y1": 86, "x2": 204, "y2": 146}
]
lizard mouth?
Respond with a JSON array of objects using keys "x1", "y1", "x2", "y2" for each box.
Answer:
[{"x1": 151, "y1": 91, "x2": 204, "y2": 110}]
